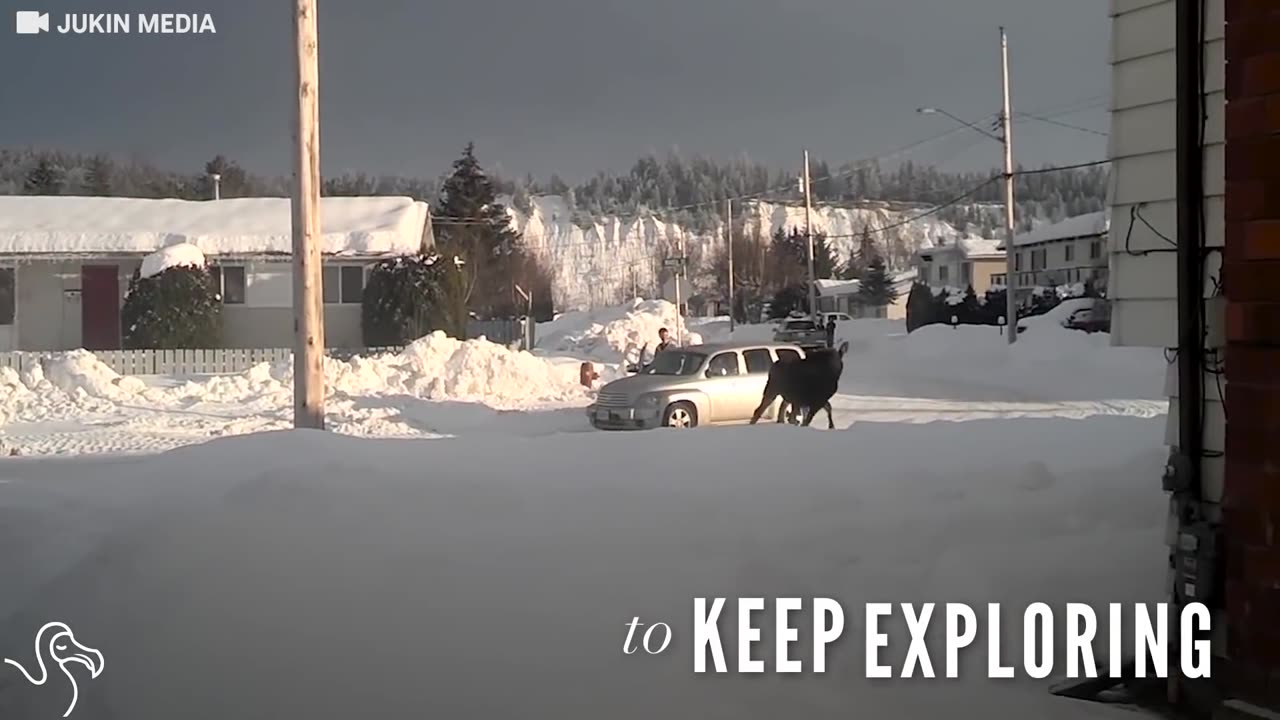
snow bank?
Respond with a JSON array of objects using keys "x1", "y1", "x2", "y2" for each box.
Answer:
[
  {"x1": 839, "y1": 319, "x2": 1163, "y2": 402},
  {"x1": 536, "y1": 299, "x2": 706, "y2": 362},
  {"x1": 0, "y1": 195, "x2": 429, "y2": 256},
  {"x1": 0, "y1": 334, "x2": 600, "y2": 435},
  {"x1": 0, "y1": 416, "x2": 1165, "y2": 718},
  {"x1": 139, "y1": 242, "x2": 205, "y2": 278}
]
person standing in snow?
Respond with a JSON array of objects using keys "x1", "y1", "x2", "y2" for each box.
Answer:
[
  {"x1": 825, "y1": 317, "x2": 837, "y2": 348},
  {"x1": 655, "y1": 328, "x2": 674, "y2": 355}
]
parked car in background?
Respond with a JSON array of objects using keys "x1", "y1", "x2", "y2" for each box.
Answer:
[
  {"x1": 773, "y1": 317, "x2": 828, "y2": 351},
  {"x1": 819, "y1": 312, "x2": 853, "y2": 324},
  {"x1": 588, "y1": 342, "x2": 805, "y2": 430},
  {"x1": 1063, "y1": 299, "x2": 1112, "y2": 334}
]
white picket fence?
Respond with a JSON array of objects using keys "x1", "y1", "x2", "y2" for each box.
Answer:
[{"x1": 0, "y1": 346, "x2": 404, "y2": 377}]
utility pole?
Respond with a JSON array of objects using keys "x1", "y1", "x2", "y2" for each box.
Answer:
[
  {"x1": 675, "y1": 230, "x2": 685, "y2": 346},
  {"x1": 290, "y1": 0, "x2": 325, "y2": 428},
  {"x1": 999, "y1": 26, "x2": 1019, "y2": 345},
  {"x1": 802, "y1": 150, "x2": 817, "y2": 321},
  {"x1": 726, "y1": 198, "x2": 735, "y2": 333}
]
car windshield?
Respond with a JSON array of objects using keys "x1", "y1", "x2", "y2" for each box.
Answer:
[
  {"x1": 784, "y1": 321, "x2": 817, "y2": 331},
  {"x1": 645, "y1": 351, "x2": 705, "y2": 376}
]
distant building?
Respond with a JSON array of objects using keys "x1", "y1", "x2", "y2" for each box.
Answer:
[
  {"x1": 914, "y1": 236, "x2": 1006, "y2": 294},
  {"x1": 996, "y1": 211, "x2": 1110, "y2": 298},
  {"x1": 0, "y1": 195, "x2": 433, "y2": 351},
  {"x1": 812, "y1": 270, "x2": 915, "y2": 320}
]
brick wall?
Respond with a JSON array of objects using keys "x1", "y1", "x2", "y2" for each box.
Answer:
[{"x1": 1223, "y1": 0, "x2": 1280, "y2": 708}]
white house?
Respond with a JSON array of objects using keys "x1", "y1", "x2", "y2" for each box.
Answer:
[
  {"x1": 997, "y1": 211, "x2": 1110, "y2": 297},
  {"x1": 915, "y1": 236, "x2": 1006, "y2": 294},
  {"x1": 0, "y1": 195, "x2": 433, "y2": 351},
  {"x1": 812, "y1": 270, "x2": 915, "y2": 319}
]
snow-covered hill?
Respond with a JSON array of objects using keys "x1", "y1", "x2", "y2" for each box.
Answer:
[{"x1": 506, "y1": 195, "x2": 996, "y2": 310}]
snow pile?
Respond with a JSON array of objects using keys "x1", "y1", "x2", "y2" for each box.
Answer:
[
  {"x1": 38, "y1": 350, "x2": 148, "y2": 400},
  {"x1": 0, "y1": 195, "x2": 429, "y2": 256},
  {"x1": 0, "y1": 334, "x2": 599, "y2": 434},
  {"x1": 536, "y1": 298, "x2": 705, "y2": 361},
  {"x1": 139, "y1": 242, "x2": 205, "y2": 278},
  {"x1": 0, "y1": 415, "x2": 1165, "y2": 718},
  {"x1": 839, "y1": 319, "x2": 1162, "y2": 402}
]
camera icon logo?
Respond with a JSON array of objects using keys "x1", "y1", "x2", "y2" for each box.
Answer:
[{"x1": 15, "y1": 10, "x2": 50, "y2": 34}]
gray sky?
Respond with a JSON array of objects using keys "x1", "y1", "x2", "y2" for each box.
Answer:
[{"x1": 1, "y1": 0, "x2": 1110, "y2": 182}]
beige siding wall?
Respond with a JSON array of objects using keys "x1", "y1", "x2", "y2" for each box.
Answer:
[
  {"x1": 1108, "y1": 0, "x2": 1226, "y2": 651},
  {"x1": 221, "y1": 305, "x2": 364, "y2": 349},
  {"x1": 14, "y1": 259, "x2": 138, "y2": 350}
]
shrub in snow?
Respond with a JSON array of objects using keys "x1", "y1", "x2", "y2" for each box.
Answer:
[
  {"x1": 904, "y1": 282, "x2": 937, "y2": 332},
  {"x1": 361, "y1": 253, "x2": 467, "y2": 346},
  {"x1": 122, "y1": 265, "x2": 222, "y2": 349},
  {"x1": 768, "y1": 285, "x2": 809, "y2": 319}
]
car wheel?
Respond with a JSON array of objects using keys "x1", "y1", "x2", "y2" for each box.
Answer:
[{"x1": 662, "y1": 402, "x2": 697, "y2": 429}]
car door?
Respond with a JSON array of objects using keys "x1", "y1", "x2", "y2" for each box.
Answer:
[
  {"x1": 739, "y1": 348, "x2": 776, "y2": 417},
  {"x1": 702, "y1": 351, "x2": 744, "y2": 422}
]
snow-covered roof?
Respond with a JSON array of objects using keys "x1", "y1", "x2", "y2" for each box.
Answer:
[
  {"x1": 1000, "y1": 211, "x2": 1109, "y2": 249},
  {"x1": 815, "y1": 278, "x2": 859, "y2": 296},
  {"x1": 916, "y1": 235, "x2": 1004, "y2": 260},
  {"x1": 956, "y1": 236, "x2": 1004, "y2": 259},
  {"x1": 0, "y1": 195, "x2": 432, "y2": 257}
]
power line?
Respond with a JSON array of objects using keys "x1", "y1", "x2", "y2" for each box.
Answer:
[
  {"x1": 1015, "y1": 112, "x2": 1108, "y2": 137},
  {"x1": 818, "y1": 175, "x2": 1003, "y2": 239},
  {"x1": 1014, "y1": 159, "x2": 1110, "y2": 175}
]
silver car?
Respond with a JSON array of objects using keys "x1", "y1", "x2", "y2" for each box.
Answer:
[{"x1": 587, "y1": 342, "x2": 805, "y2": 430}]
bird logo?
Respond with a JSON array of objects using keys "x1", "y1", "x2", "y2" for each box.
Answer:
[{"x1": 4, "y1": 622, "x2": 104, "y2": 717}]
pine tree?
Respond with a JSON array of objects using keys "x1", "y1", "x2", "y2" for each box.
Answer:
[
  {"x1": 841, "y1": 226, "x2": 876, "y2": 280},
  {"x1": 84, "y1": 155, "x2": 113, "y2": 195},
  {"x1": 361, "y1": 253, "x2": 467, "y2": 345},
  {"x1": 24, "y1": 158, "x2": 65, "y2": 195},
  {"x1": 858, "y1": 255, "x2": 898, "y2": 307},
  {"x1": 812, "y1": 231, "x2": 837, "y2": 279},
  {"x1": 435, "y1": 142, "x2": 525, "y2": 318}
]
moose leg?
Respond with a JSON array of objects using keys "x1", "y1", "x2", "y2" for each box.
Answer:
[
  {"x1": 800, "y1": 405, "x2": 818, "y2": 427},
  {"x1": 824, "y1": 401, "x2": 835, "y2": 429},
  {"x1": 750, "y1": 390, "x2": 778, "y2": 425}
]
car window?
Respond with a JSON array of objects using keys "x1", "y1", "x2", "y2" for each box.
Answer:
[
  {"x1": 646, "y1": 351, "x2": 706, "y2": 376},
  {"x1": 742, "y1": 349, "x2": 773, "y2": 374},
  {"x1": 785, "y1": 320, "x2": 816, "y2": 331},
  {"x1": 706, "y1": 352, "x2": 740, "y2": 377},
  {"x1": 775, "y1": 348, "x2": 801, "y2": 363}
]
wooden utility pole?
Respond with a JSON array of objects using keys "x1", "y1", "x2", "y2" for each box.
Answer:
[
  {"x1": 291, "y1": 0, "x2": 325, "y2": 428},
  {"x1": 999, "y1": 26, "x2": 1019, "y2": 345},
  {"x1": 802, "y1": 150, "x2": 817, "y2": 321},
  {"x1": 726, "y1": 198, "x2": 735, "y2": 333}
]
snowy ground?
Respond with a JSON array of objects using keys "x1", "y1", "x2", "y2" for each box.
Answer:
[
  {"x1": 1, "y1": 419, "x2": 1165, "y2": 719},
  {"x1": 0, "y1": 301, "x2": 1172, "y2": 717}
]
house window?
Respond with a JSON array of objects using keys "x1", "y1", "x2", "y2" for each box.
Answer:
[
  {"x1": 1015, "y1": 252, "x2": 1023, "y2": 271},
  {"x1": 992, "y1": 273, "x2": 1006, "y2": 287},
  {"x1": 961, "y1": 262, "x2": 972, "y2": 285},
  {"x1": 323, "y1": 265, "x2": 365, "y2": 304},
  {"x1": 1065, "y1": 243, "x2": 1075, "y2": 263},
  {"x1": 1090, "y1": 240, "x2": 1102, "y2": 259},
  {"x1": 209, "y1": 265, "x2": 246, "y2": 304},
  {"x1": 0, "y1": 267, "x2": 14, "y2": 325},
  {"x1": 938, "y1": 265, "x2": 950, "y2": 285}
]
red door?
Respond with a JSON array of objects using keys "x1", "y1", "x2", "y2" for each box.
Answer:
[{"x1": 81, "y1": 265, "x2": 121, "y2": 350}]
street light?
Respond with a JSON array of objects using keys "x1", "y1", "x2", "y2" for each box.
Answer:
[
  {"x1": 210, "y1": 172, "x2": 221, "y2": 201},
  {"x1": 916, "y1": 29, "x2": 1019, "y2": 346}
]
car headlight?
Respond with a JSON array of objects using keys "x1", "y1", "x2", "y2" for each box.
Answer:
[{"x1": 638, "y1": 394, "x2": 661, "y2": 407}]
